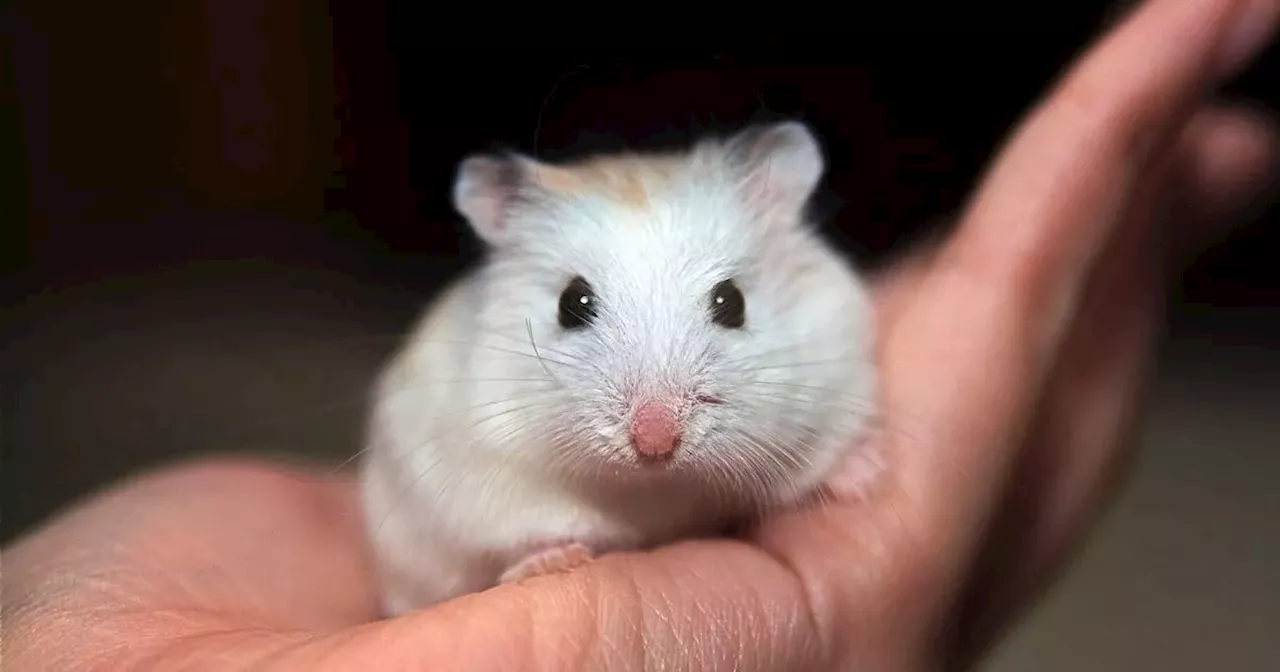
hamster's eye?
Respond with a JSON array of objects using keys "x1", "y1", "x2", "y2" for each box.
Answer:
[
  {"x1": 558, "y1": 276, "x2": 598, "y2": 329},
  {"x1": 709, "y1": 279, "x2": 745, "y2": 329}
]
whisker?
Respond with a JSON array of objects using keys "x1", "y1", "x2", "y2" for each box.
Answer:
[
  {"x1": 736, "y1": 357, "x2": 865, "y2": 373},
  {"x1": 462, "y1": 413, "x2": 561, "y2": 520},
  {"x1": 718, "y1": 340, "x2": 857, "y2": 366},
  {"x1": 469, "y1": 323, "x2": 590, "y2": 367},
  {"x1": 745, "y1": 379, "x2": 873, "y2": 397},
  {"x1": 406, "y1": 397, "x2": 560, "y2": 456},
  {"x1": 525, "y1": 318, "x2": 562, "y2": 385},
  {"x1": 716, "y1": 426, "x2": 788, "y2": 506},
  {"x1": 338, "y1": 386, "x2": 565, "y2": 479},
  {"x1": 374, "y1": 400, "x2": 556, "y2": 541},
  {"x1": 392, "y1": 377, "x2": 561, "y2": 388},
  {"x1": 411, "y1": 339, "x2": 590, "y2": 372},
  {"x1": 731, "y1": 390, "x2": 877, "y2": 420},
  {"x1": 330, "y1": 443, "x2": 375, "y2": 475},
  {"x1": 740, "y1": 383, "x2": 876, "y2": 410}
]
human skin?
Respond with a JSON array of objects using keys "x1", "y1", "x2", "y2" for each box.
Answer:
[{"x1": 4, "y1": 0, "x2": 1279, "y2": 669}]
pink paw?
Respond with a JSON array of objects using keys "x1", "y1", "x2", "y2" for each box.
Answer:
[
  {"x1": 500, "y1": 543, "x2": 594, "y2": 583},
  {"x1": 821, "y1": 443, "x2": 886, "y2": 503}
]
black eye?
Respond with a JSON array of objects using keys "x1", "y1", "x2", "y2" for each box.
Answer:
[
  {"x1": 709, "y1": 279, "x2": 745, "y2": 329},
  {"x1": 558, "y1": 276, "x2": 598, "y2": 329}
]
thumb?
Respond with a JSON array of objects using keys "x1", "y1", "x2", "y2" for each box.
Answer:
[{"x1": 259, "y1": 542, "x2": 832, "y2": 671}]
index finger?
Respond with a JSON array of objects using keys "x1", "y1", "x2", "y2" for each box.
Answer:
[{"x1": 882, "y1": 0, "x2": 1279, "y2": 589}]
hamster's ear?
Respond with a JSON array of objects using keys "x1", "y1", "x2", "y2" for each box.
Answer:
[
  {"x1": 724, "y1": 121, "x2": 824, "y2": 216},
  {"x1": 452, "y1": 153, "x2": 587, "y2": 245},
  {"x1": 451, "y1": 153, "x2": 526, "y2": 246}
]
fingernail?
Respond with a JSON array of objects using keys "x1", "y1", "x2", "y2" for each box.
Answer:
[{"x1": 1216, "y1": 0, "x2": 1280, "y2": 79}]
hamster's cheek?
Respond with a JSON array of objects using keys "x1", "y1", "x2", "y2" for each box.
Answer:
[
  {"x1": 570, "y1": 414, "x2": 632, "y2": 459},
  {"x1": 592, "y1": 420, "x2": 626, "y2": 445},
  {"x1": 679, "y1": 414, "x2": 712, "y2": 448},
  {"x1": 683, "y1": 408, "x2": 736, "y2": 457}
]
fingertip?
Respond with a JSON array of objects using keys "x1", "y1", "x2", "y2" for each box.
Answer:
[{"x1": 1182, "y1": 101, "x2": 1280, "y2": 219}]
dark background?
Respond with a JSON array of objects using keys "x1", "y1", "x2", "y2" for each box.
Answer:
[
  {"x1": 8, "y1": 3, "x2": 1280, "y2": 307},
  {"x1": 2, "y1": 0, "x2": 1277, "y2": 586}
]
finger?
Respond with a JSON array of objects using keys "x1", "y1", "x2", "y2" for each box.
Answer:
[
  {"x1": 258, "y1": 540, "x2": 839, "y2": 671},
  {"x1": 953, "y1": 102, "x2": 1280, "y2": 660},
  {"x1": 947, "y1": 0, "x2": 1278, "y2": 301},
  {"x1": 865, "y1": 104, "x2": 1279, "y2": 414},
  {"x1": 876, "y1": 0, "x2": 1280, "y2": 590},
  {"x1": 1168, "y1": 102, "x2": 1280, "y2": 261},
  {"x1": 951, "y1": 145, "x2": 1172, "y2": 665},
  {"x1": 866, "y1": 90, "x2": 1279, "y2": 341}
]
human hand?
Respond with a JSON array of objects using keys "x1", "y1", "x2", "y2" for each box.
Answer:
[{"x1": 6, "y1": 1, "x2": 1278, "y2": 669}]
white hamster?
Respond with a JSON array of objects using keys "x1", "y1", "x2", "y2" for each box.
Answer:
[{"x1": 360, "y1": 120, "x2": 878, "y2": 615}]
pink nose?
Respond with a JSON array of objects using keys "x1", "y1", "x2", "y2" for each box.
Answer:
[{"x1": 630, "y1": 400, "x2": 682, "y2": 460}]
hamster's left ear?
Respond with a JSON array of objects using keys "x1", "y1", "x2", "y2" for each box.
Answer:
[
  {"x1": 724, "y1": 121, "x2": 825, "y2": 216},
  {"x1": 452, "y1": 152, "x2": 588, "y2": 246},
  {"x1": 452, "y1": 153, "x2": 524, "y2": 247}
]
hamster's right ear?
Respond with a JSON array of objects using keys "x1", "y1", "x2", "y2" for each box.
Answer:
[
  {"x1": 722, "y1": 121, "x2": 825, "y2": 218},
  {"x1": 452, "y1": 154, "x2": 525, "y2": 246}
]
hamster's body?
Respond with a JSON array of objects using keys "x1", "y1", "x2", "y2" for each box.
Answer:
[{"x1": 361, "y1": 121, "x2": 878, "y2": 614}]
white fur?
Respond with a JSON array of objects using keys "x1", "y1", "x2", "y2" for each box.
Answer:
[{"x1": 360, "y1": 122, "x2": 878, "y2": 613}]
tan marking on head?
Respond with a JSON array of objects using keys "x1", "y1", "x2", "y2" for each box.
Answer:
[
  {"x1": 523, "y1": 163, "x2": 591, "y2": 195},
  {"x1": 528, "y1": 153, "x2": 689, "y2": 211}
]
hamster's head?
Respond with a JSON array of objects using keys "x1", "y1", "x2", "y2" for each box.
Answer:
[{"x1": 451, "y1": 121, "x2": 876, "y2": 505}]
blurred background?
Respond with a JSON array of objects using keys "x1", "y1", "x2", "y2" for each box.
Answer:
[{"x1": 2, "y1": 2, "x2": 1277, "y2": 669}]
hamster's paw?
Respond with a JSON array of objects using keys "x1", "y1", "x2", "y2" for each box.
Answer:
[
  {"x1": 821, "y1": 442, "x2": 886, "y2": 503},
  {"x1": 378, "y1": 592, "x2": 417, "y2": 619},
  {"x1": 373, "y1": 586, "x2": 424, "y2": 619},
  {"x1": 500, "y1": 542, "x2": 594, "y2": 583}
]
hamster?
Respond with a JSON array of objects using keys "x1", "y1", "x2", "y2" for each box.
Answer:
[{"x1": 359, "y1": 120, "x2": 878, "y2": 615}]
